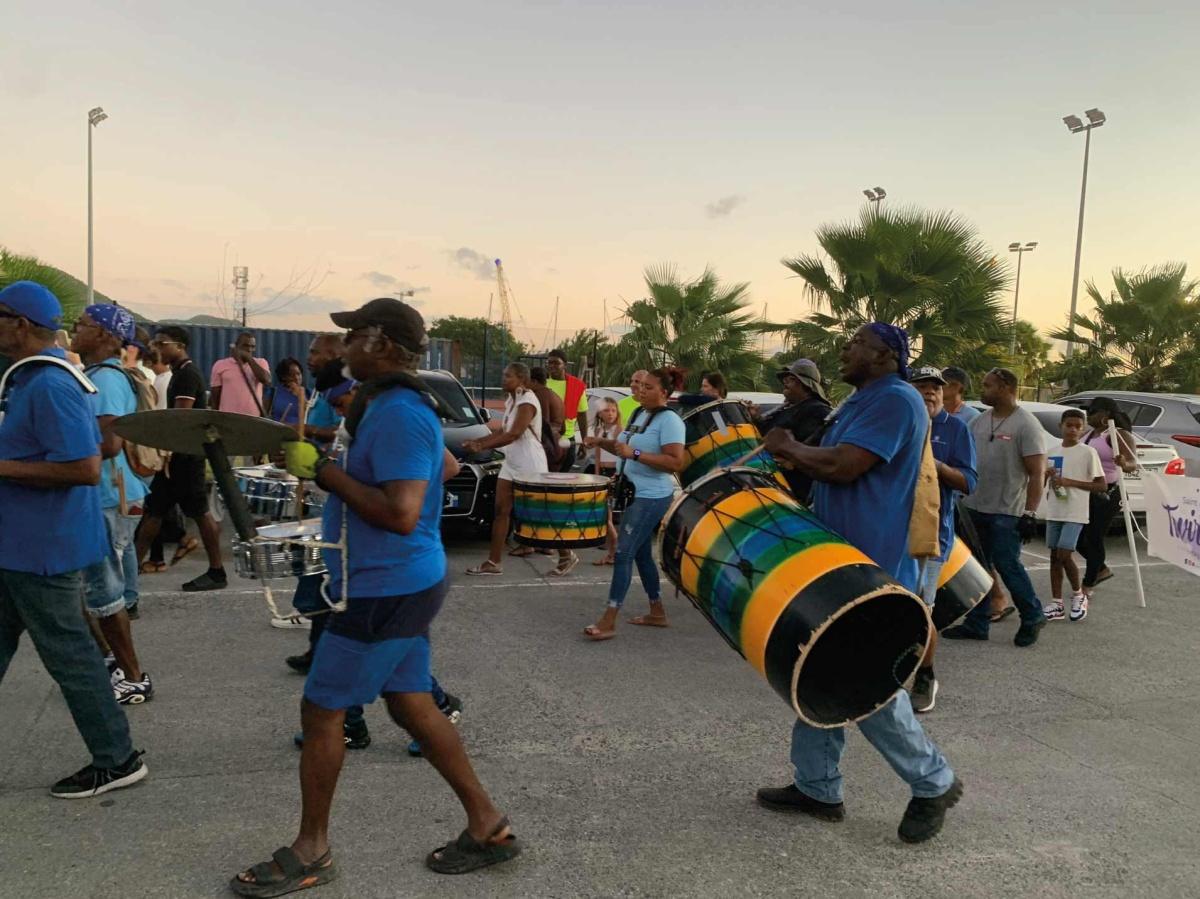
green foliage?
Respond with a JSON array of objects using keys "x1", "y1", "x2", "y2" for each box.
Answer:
[
  {"x1": 551, "y1": 328, "x2": 609, "y2": 376},
  {"x1": 0, "y1": 247, "x2": 108, "y2": 326},
  {"x1": 429, "y1": 314, "x2": 525, "y2": 390}
]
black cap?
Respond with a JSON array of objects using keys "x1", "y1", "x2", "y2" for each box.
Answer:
[{"x1": 330, "y1": 298, "x2": 428, "y2": 354}]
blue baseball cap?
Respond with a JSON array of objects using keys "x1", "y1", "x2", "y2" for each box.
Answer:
[{"x1": 0, "y1": 281, "x2": 63, "y2": 330}]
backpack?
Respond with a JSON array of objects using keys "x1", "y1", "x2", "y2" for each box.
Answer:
[{"x1": 85, "y1": 363, "x2": 168, "y2": 477}]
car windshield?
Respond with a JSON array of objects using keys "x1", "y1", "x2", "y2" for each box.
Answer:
[{"x1": 419, "y1": 374, "x2": 478, "y2": 424}]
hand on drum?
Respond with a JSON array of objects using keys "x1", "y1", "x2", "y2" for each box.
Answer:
[
  {"x1": 462, "y1": 438, "x2": 483, "y2": 455},
  {"x1": 762, "y1": 427, "x2": 798, "y2": 469}
]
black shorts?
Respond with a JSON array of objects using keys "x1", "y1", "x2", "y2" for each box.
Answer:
[{"x1": 146, "y1": 454, "x2": 209, "y2": 519}]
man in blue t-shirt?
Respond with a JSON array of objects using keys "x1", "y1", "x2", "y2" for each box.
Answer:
[
  {"x1": 73, "y1": 304, "x2": 154, "y2": 706},
  {"x1": 0, "y1": 282, "x2": 146, "y2": 799},
  {"x1": 233, "y1": 299, "x2": 518, "y2": 893},
  {"x1": 760, "y1": 323, "x2": 962, "y2": 844},
  {"x1": 908, "y1": 366, "x2": 977, "y2": 713}
]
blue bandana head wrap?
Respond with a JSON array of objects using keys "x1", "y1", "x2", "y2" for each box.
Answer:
[
  {"x1": 323, "y1": 378, "x2": 358, "y2": 406},
  {"x1": 865, "y1": 322, "x2": 911, "y2": 380},
  {"x1": 84, "y1": 304, "x2": 137, "y2": 345}
]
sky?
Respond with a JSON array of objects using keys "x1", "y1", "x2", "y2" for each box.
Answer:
[{"x1": 2, "y1": 1, "x2": 1197, "y2": 355}]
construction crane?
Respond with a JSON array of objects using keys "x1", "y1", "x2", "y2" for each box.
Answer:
[{"x1": 493, "y1": 258, "x2": 514, "y2": 341}]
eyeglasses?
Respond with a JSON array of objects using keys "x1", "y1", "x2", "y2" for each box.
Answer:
[{"x1": 0, "y1": 311, "x2": 26, "y2": 322}]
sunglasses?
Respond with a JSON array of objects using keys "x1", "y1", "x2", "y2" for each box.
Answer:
[{"x1": 0, "y1": 310, "x2": 27, "y2": 322}]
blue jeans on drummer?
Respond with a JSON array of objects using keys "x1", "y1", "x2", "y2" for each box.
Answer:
[
  {"x1": 962, "y1": 510, "x2": 1045, "y2": 635},
  {"x1": 791, "y1": 691, "x2": 954, "y2": 804},
  {"x1": 608, "y1": 495, "x2": 673, "y2": 609},
  {"x1": 0, "y1": 569, "x2": 134, "y2": 769},
  {"x1": 920, "y1": 559, "x2": 944, "y2": 607},
  {"x1": 83, "y1": 508, "x2": 142, "y2": 618}
]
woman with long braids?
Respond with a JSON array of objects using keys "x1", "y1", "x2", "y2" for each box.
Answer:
[
  {"x1": 1077, "y1": 397, "x2": 1138, "y2": 600},
  {"x1": 581, "y1": 366, "x2": 686, "y2": 640}
]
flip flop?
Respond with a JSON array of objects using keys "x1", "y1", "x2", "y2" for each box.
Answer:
[
  {"x1": 989, "y1": 606, "x2": 1017, "y2": 623},
  {"x1": 231, "y1": 846, "x2": 337, "y2": 897},
  {"x1": 628, "y1": 614, "x2": 669, "y2": 628},
  {"x1": 550, "y1": 552, "x2": 579, "y2": 577},
  {"x1": 170, "y1": 537, "x2": 199, "y2": 566},
  {"x1": 426, "y1": 817, "x2": 521, "y2": 875},
  {"x1": 465, "y1": 561, "x2": 503, "y2": 576},
  {"x1": 584, "y1": 625, "x2": 616, "y2": 641},
  {"x1": 139, "y1": 561, "x2": 167, "y2": 574},
  {"x1": 507, "y1": 546, "x2": 535, "y2": 558},
  {"x1": 592, "y1": 557, "x2": 615, "y2": 566}
]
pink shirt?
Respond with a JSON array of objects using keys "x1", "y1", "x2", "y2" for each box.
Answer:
[{"x1": 210, "y1": 357, "x2": 270, "y2": 416}]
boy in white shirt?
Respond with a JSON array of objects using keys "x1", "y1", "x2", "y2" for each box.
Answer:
[{"x1": 1043, "y1": 409, "x2": 1106, "y2": 622}]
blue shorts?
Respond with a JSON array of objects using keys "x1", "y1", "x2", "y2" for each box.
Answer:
[
  {"x1": 1046, "y1": 520, "x2": 1084, "y2": 551},
  {"x1": 82, "y1": 508, "x2": 141, "y2": 618},
  {"x1": 304, "y1": 631, "x2": 432, "y2": 711}
]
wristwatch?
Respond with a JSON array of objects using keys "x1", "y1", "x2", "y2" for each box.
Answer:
[
  {"x1": 632, "y1": 449, "x2": 642, "y2": 461},
  {"x1": 313, "y1": 454, "x2": 335, "y2": 479}
]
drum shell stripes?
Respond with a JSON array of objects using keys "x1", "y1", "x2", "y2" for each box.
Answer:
[
  {"x1": 659, "y1": 467, "x2": 931, "y2": 728},
  {"x1": 680, "y1": 400, "x2": 789, "y2": 491},
  {"x1": 932, "y1": 536, "x2": 993, "y2": 632},
  {"x1": 511, "y1": 472, "x2": 611, "y2": 549}
]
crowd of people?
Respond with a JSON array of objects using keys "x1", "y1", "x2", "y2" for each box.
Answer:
[{"x1": 0, "y1": 277, "x2": 1145, "y2": 892}]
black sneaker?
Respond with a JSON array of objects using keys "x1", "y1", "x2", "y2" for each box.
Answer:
[
  {"x1": 755, "y1": 784, "x2": 845, "y2": 821},
  {"x1": 410, "y1": 692, "x2": 466, "y2": 756},
  {"x1": 285, "y1": 651, "x2": 313, "y2": 674},
  {"x1": 910, "y1": 668, "x2": 938, "y2": 713},
  {"x1": 941, "y1": 625, "x2": 987, "y2": 641},
  {"x1": 293, "y1": 721, "x2": 371, "y2": 750},
  {"x1": 1013, "y1": 619, "x2": 1045, "y2": 647},
  {"x1": 125, "y1": 601, "x2": 140, "y2": 620},
  {"x1": 50, "y1": 751, "x2": 148, "y2": 800},
  {"x1": 182, "y1": 571, "x2": 227, "y2": 592},
  {"x1": 898, "y1": 779, "x2": 963, "y2": 843}
]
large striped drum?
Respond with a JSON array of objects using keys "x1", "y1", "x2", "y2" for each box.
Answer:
[
  {"x1": 680, "y1": 400, "x2": 789, "y2": 490},
  {"x1": 660, "y1": 467, "x2": 931, "y2": 728},
  {"x1": 512, "y1": 472, "x2": 610, "y2": 549},
  {"x1": 931, "y1": 536, "x2": 993, "y2": 632}
]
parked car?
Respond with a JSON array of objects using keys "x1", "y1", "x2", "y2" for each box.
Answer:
[
  {"x1": 1057, "y1": 390, "x2": 1200, "y2": 477},
  {"x1": 966, "y1": 399, "x2": 1184, "y2": 514},
  {"x1": 421, "y1": 369, "x2": 502, "y2": 526}
]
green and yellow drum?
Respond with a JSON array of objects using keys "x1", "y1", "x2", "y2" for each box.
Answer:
[
  {"x1": 680, "y1": 400, "x2": 789, "y2": 491},
  {"x1": 931, "y1": 537, "x2": 993, "y2": 632},
  {"x1": 660, "y1": 467, "x2": 931, "y2": 728},
  {"x1": 512, "y1": 472, "x2": 610, "y2": 549}
]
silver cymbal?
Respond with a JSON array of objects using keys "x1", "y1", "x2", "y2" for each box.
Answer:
[{"x1": 112, "y1": 409, "x2": 300, "y2": 455}]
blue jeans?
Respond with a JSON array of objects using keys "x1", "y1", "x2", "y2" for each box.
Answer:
[
  {"x1": 962, "y1": 510, "x2": 1045, "y2": 634},
  {"x1": 0, "y1": 568, "x2": 134, "y2": 769},
  {"x1": 122, "y1": 538, "x2": 139, "y2": 608},
  {"x1": 790, "y1": 691, "x2": 954, "y2": 804},
  {"x1": 82, "y1": 508, "x2": 141, "y2": 618},
  {"x1": 607, "y1": 495, "x2": 673, "y2": 609}
]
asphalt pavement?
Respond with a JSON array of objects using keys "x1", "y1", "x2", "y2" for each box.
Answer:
[{"x1": 1, "y1": 524, "x2": 1198, "y2": 898}]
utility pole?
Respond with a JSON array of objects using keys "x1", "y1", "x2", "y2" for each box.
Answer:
[
  {"x1": 232, "y1": 265, "x2": 249, "y2": 326},
  {"x1": 1008, "y1": 242, "x2": 1038, "y2": 356},
  {"x1": 87, "y1": 106, "x2": 108, "y2": 305}
]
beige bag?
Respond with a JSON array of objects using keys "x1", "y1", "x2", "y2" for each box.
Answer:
[{"x1": 908, "y1": 423, "x2": 941, "y2": 559}]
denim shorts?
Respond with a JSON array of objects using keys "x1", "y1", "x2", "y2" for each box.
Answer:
[
  {"x1": 919, "y1": 559, "x2": 944, "y2": 607},
  {"x1": 82, "y1": 508, "x2": 141, "y2": 618},
  {"x1": 1046, "y1": 520, "x2": 1084, "y2": 551},
  {"x1": 304, "y1": 631, "x2": 432, "y2": 710}
]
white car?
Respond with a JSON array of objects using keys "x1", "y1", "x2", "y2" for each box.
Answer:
[{"x1": 967, "y1": 400, "x2": 1184, "y2": 514}]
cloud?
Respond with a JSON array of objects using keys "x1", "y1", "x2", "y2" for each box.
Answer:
[
  {"x1": 360, "y1": 272, "x2": 431, "y2": 300},
  {"x1": 704, "y1": 194, "x2": 746, "y2": 219},
  {"x1": 446, "y1": 247, "x2": 497, "y2": 280},
  {"x1": 361, "y1": 270, "x2": 397, "y2": 288},
  {"x1": 545, "y1": 267, "x2": 560, "y2": 276}
]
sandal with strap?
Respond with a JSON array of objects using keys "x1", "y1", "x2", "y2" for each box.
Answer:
[
  {"x1": 231, "y1": 846, "x2": 337, "y2": 898},
  {"x1": 465, "y1": 560, "x2": 503, "y2": 576},
  {"x1": 170, "y1": 536, "x2": 199, "y2": 566},
  {"x1": 426, "y1": 817, "x2": 521, "y2": 875},
  {"x1": 139, "y1": 561, "x2": 167, "y2": 574},
  {"x1": 549, "y1": 552, "x2": 579, "y2": 577}
]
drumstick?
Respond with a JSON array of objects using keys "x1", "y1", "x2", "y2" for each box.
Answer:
[
  {"x1": 730, "y1": 442, "x2": 795, "y2": 470},
  {"x1": 295, "y1": 389, "x2": 310, "y2": 523}
]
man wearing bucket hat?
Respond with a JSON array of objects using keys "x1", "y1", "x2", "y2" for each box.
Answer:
[
  {"x1": 759, "y1": 358, "x2": 833, "y2": 501},
  {"x1": 233, "y1": 298, "x2": 519, "y2": 896},
  {"x1": 759, "y1": 323, "x2": 962, "y2": 844},
  {"x1": 0, "y1": 282, "x2": 147, "y2": 798}
]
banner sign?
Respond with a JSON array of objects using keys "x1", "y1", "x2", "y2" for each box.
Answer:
[{"x1": 1143, "y1": 473, "x2": 1200, "y2": 578}]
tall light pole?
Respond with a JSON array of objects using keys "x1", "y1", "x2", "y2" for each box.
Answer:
[
  {"x1": 1008, "y1": 241, "x2": 1038, "y2": 355},
  {"x1": 87, "y1": 106, "x2": 108, "y2": 306},
  {"x1": 1062, "y1": 108, "x2": 1106, "y2": 359},
  {"x1": 863, "y1": 186, "x2": 887, "y2": 208}
]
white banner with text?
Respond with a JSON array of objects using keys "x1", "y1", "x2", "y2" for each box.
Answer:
[{"x1": 1143, "y1": 473, "x2": 1200, "y2": 578}]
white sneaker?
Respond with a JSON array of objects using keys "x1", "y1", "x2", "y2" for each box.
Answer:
[
  {"x1": 1070, "y1": 593, "x2": 1088, "y2": 622},
  {"x1": 270, "y1": 614, "x2": 312, "y2": 630},
  {"x1": 1043, "y1": 601, "x2": 1065, "y2": 621}
]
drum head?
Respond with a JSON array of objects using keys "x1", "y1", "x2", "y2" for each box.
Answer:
[
  {"x1": 681, "y1": 400, "x2": 754, "y2": 442},
  {"x1": 512, "y1": 471, "x2": 610, "y2": 488}
]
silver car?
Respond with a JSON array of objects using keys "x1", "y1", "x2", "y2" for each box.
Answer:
[{"x1": 1057, "y1": 390, "x2": 1200, "y2": 476}]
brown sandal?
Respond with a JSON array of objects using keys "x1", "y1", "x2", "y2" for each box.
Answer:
[
  {"x1": 628, "y1": 614, "x2": 669, "y2": 628},
  {"x1": 140, "y1": 561, "x2": 167, "y2": 574},
  {"x1": 584, "y1": 624, "x2": 616, "y2": 641}
]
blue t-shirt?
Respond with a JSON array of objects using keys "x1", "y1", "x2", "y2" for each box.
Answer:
[
  {"x1": 86, "y1": 359, "x2": 149, "y2": 511},
  {"x1": 810, "y1": 374, "x2": 926, "y2": 592},
  {"x1": 619, "y1": 407, "x2": 685, "y2": 500},
  {"x1": 950, "y1": 404, "x2": 981, "y2": 427},
  {"x1": 929, "y1": 409, "x2": 977, "y2": 561},
  {"x1": 307, "y1": 393, "x2": 341, "y2": 450},
  {"x1": 0, "y1": 350, "x2": 107, "y2": 575},
  {"x1": 321, "y1": 387, "x2": 446, "y2": 598}
]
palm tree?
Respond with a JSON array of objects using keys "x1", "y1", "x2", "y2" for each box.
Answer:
[
  {"x1": 1047, "y1": 263, "x2": 1200, "y2": 391},
  {"x1": 607, "y1": 264, "x2": 768, "y2": 390},
  {"x1": 771, "y1": 205, "x2": 1010, "y2": 375},
  {"x1": 0, "y1": 247, "x2": 90, "y2": 324}
]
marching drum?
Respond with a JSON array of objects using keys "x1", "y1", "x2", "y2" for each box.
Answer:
[
  {"x1": 234, "y1": 519, "x2": 327, "y2": 581},
  {"x1": 931, "y1": 536, "x2": 993, "y2": 632},
  {"x1": 233, "y1": 465, "x2": 324, "y2": 521},
  {"x1": 679, "y1": 400, "x2": 789, "y2": 491},
  {"x1": 511, "y1": 472, "x2": 611, "y2": 549},
  {"x1": 660, "y1": 467, "x2": 931, "y2": 728}
]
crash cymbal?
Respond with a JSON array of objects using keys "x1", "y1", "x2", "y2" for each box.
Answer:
[{"x1": 112, "y1": 409, "x2": 300, "y2": 455}]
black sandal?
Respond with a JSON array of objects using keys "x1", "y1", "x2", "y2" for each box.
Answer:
[
  {"x1": 230, "y1": 846, "x2": 337, "y2": 898},
  {"x1": 426, "y1": 817, "x2": 521, "y2": 875}
]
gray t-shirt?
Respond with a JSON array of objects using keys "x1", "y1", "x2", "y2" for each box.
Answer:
[{"x1": 963, "y1": 405, "x2": 1046, "y2": 516}]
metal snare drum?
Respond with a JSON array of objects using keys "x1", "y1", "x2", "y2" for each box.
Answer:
[
  {"x1": 234, "y1": 519, "x2": 328, "y2": 580},
  {"x1": 233, "y1": 465, "x2": 324, "y2": 521}
]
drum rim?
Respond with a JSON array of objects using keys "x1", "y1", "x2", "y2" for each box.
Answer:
[
  {"x1": 244, "y1": 518, "x2": 324, "y2": 540},
  {"x1": 511, "y1": 472, "x2": 611, "y2": 487},
  {"x1": 680, "y1": 398, "x2": 750, "y2": 421}
]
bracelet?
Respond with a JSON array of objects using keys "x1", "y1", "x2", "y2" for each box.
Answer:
[{"x1": 313, "y1": 455, "x2": 335, "y2": 479}]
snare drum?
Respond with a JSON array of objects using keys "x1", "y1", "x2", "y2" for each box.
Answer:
[
  {"x1": 660, "y1": 467, "x2": 930, "y2": 728},
  {"x1": 511, "y1": 472, "x2": 610, "y2": 548},
  {"x1": 233, "y1": 465, "x2": 324, "y2": 521},
  {"x1": 234, "y1": 519, "x2": 327, "y2": 581},
  {"x1": 679, "y1": 400, "x2": 788, "y2": 490},
  {"x1": 932, "y1": 537, "x2": 993, "y2": 632}
]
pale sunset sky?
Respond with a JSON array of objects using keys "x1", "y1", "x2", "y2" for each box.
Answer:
[{"x1": 2, "y1": 1, "x2": 1196, "y2": 354}]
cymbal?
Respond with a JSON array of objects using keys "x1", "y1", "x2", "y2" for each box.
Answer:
[{"x1": 112, "y1": 409, "x2": 300, "y2": 455}]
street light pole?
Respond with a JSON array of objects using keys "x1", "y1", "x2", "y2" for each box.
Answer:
[
  {"x1": 1008, "y1": 241, "x2": 1037, "y2": 355},
  {"x1": 86, "y1": 106, "x2": 108, "y2": 306},
  {"x1": 1062, "y1": 108, "x2": 1106, "y2": 359},
  {"x1": 863, "y1": 186, "x2": 887, "y2": 209}
]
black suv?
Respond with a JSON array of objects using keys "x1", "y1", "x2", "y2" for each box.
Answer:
[{"x1": 419, "y1": 369, "x2": 501, "y2": 527}]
